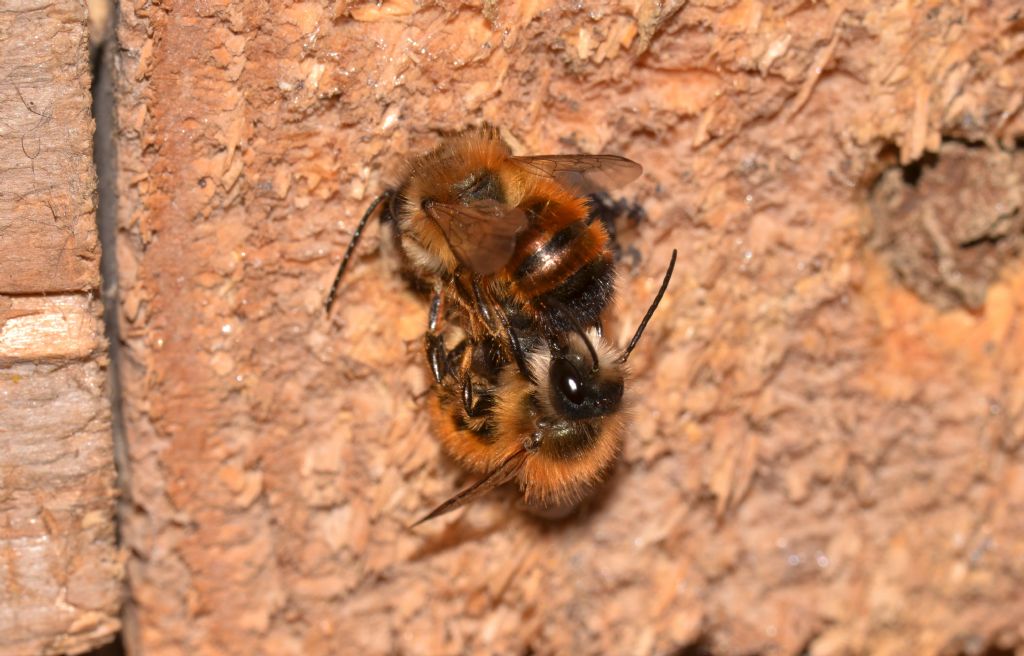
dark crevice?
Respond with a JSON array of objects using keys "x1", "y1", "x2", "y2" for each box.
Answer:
[
  {"x1": 866, "y1": 137, "x2": 1024, "y2": 310},
  {"x1": 84, "y1": 633, "x2": 125, "y2": 656},
  {"x1": 897, "y1": 151, "x2": 936, "y2": 186},
  {"x1": 87, "y1": 6, "x2": 129, "y2": 656},
  {"x1": 93, "y1": 0, "x2": 127, "y2": 502},
  {"x1": 665, "y1": 635, "x2": 715, "y2": 656}
]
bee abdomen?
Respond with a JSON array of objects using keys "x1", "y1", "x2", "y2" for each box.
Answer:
[
  {"x1": 509, "y1": 217, "x2": 613, "y2": 329},
  {"x1": 534, "y1": 254, "x2": 615, "y2": 332},
  {"x1": 512, "y1": 221, "x2": 587, "y2": 282}
]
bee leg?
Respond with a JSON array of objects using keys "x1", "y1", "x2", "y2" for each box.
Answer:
[
  {"x1": 325, "y1": 190, "x2": 392, "y2": 315},
  {"x1": 620, "y1": 245, "x2": 643, "y2": 269},
  {"x1": 523, "y1": 429, "x2": 543, "y2": 453},
  {"x1": 459, "y1": 373, "x2": 493, "y2": 419},
  {"x1": 425, "y1": 333, "x2": 447, "y2": 385},
  {"x1": 470, "y1": 276, "x2": 496, "y2": 331},
  {"x1": 466, "y1": 277, "x2": 531, "y2": 383},
  {"x1": 425, "y1": 290, "x2": 447, "y2": 384},
  {"x1": 588, "y1": 191, "x2": 620, "y2": 246},
  {"x1": 495, "y1": 307, "x2": 536, "y2": 385},
  {"x1": 587, "y1": 191, "x2": 644, "y2": 269},
  {"x1": 427, "y1": 288, "x2": 444, "y2": 333},
  {"x1": 461, "y1": 373, "x2": 475, "y2": 416}
]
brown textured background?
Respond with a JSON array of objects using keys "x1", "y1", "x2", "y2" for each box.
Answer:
[
  {"x1": 114, "y1": 1, "x2": 1024, "y2": 654},
  {"x1": 0, "y1": 1, "x2": 120, "y2": 654}
]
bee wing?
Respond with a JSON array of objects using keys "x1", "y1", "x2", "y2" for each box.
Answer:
[
  {"x1": 513, "y1": 153, "x2": 643, "y2": 191},
  {"x1": 411, "y1": 449, "x2": 529, "y2": 527},
  {"x1": 427, "y1": 200, "x2": 528, "y2": 275}
]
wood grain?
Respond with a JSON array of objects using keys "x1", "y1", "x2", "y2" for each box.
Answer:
[
  {"x1": 114, "y1": 1, "x2": 1024, "y2": 654},
  {"x1": 0, "y1": 1, "x2": 119, "y2": 654}
]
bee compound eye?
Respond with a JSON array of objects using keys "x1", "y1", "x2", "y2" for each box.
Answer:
[{"x1": 550, "y1": 358, "x2": 586, "y2": 406}]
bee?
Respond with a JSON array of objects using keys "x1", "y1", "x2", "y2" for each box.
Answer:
[
  {"x1": 413, "y1": 250, "x2": 677, "y2": 525},
  {"x1": 324, "y1": 125, "x2": 642, "y2": 380}
]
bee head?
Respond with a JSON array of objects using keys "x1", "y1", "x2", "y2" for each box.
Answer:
[{"x1": 545, "y1": 330, "x2": 625, "y2": 420}]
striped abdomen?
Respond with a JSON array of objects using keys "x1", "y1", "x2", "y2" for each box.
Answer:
[{"x1": 504, "y1": 196, "x2": 616, "y2": 333}]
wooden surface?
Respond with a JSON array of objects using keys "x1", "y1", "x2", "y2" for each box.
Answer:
[
  {"x1": 114, "y1": 1, "x2": 1024, "y2": 654},
  {"x1": 0, "y1": 0, "x2": 120, "y2": 654}
]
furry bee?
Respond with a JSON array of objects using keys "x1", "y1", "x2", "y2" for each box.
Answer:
[
  {"x1": 324, "y1": 125, "x2": 642, "y2": 379},
  {"x1": 414, "y1": 250, "x2": 677, "y2": 525}
]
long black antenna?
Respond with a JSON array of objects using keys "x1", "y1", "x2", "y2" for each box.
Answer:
[
  {"x1": 561, "y1": 311, "x2": 602, "y2": 374},
  {"x1": 576, "y1": 325, "x2": 601, "y2": 373},
  {"x1": 324, "y1": 192, "x2": 389, "y2": 314},
  {"x1": 620, "y1": 249, "x2": 676, "y2": 363},
  {"x1": 410, "y1": 449, "x2": 528, "y2": 527},
  {"x1": 410, "y1": 470, "x2": 499, "y2": 527},
  {"x1": 545, "y1": 298, "x2": 601, "y2": 372}
]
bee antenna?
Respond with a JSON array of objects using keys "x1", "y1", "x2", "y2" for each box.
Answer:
[
  {"x1": 619, "y1": 249, "x2": 677, "y2": 363},
  {"x1": 410, "y1": 449, "x2": 528, "y2": 527},
  {"x1": 324, "y1": 192, "x2": 390, "y2": 315},
  {"x1": 577, "y1": 326, "x2": 601, "y2": 373},
  {"x1": 545, "y1": 298, "x2": 601, "y2": 372}
]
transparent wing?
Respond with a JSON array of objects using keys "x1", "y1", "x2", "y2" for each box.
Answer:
[
  {"x1": 411, "y1": 449, "x2": 529, "y2": 527},
  {"x1": 513, "y1": 153, "x2": 643, "y2": 191},
  {"x1": 426, "y1": 199, "x2": 528, "y2": 275}
]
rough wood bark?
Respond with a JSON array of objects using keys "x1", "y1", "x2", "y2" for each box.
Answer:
[
  {"x1": 115, "y1": 1, "x2": 1024, "y2": 654},
  {"x1": 0, "y1": 1, "x2": 120, "y2": 654}
]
